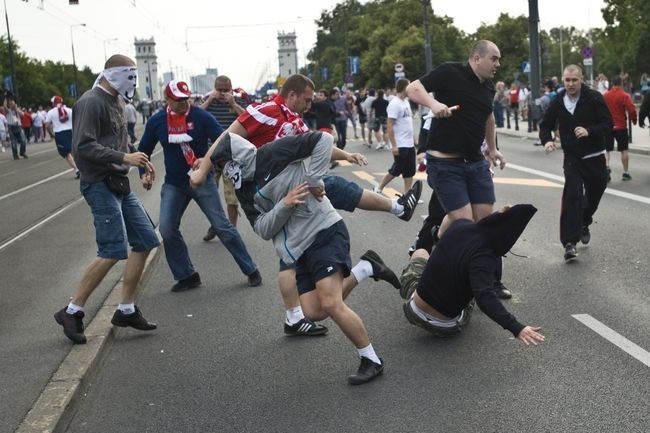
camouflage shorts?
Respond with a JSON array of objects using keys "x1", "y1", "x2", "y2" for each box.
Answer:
[
  {"x1": 399, "y1": 257, "x2": 427, "y2": 300},
  {"x1": 214, "y1": 167, "x2": 239, "y2": 206}
]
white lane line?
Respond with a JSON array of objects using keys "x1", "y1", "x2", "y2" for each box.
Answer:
[
  {"x1": 572, "y1": 314, "x2": 650, "y2": 368},
  {"x1": 0, "y1": 169, "x2": 73, "y2": 202},
  {"x1": 507, "y1": 163, "x2": 650, "y2": 205},
  {"x1": 0, "y1": 197, "x2": 84, "y2": 252}
]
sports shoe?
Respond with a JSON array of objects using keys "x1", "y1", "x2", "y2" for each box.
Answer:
[
  {"x1": 622, "y1": 172, "x2": 632, "y2": 181},
  {"x1": 54, "y1": 307, "x2": 87, "y2": 344},
  {"x1": 330, "y1": 161, "x2": 339, "y2": 169},
  {"x1": 247, "y1": 269, "x2": 262, "y2": 287},
  {"x1": 284, "y1": 318, "x2": 328, "y2": 336},
  {"x1": 580, "y1": 226, "x2": 591, "y2": 245},
  {"x1": 375, "y1": 142, "x2": 384, "y2": 150},
  {"x1": 171, "y1": 272, "x2": 201, "y2": 292},
  {"x1": 564, "y1": 243, "x2": 578, "y2": 262},
  {"x1": 74, "y1": 170, "x2": 80, "y2": 179},
  {"x1": 493, "y1": 281, "x2": 512, "y2": 299},
  {"x1": 203, "y1": 227, "x2": 217, "y2": 241},
  {"x1": 111, "y1": 306, "x2": 157, "y2": 331},
  {"x1": 606, "y1": 167, "x2": 611, "y2": 183},
  {"x1": 372, "y1": 186, "x2": 383, "y2": 195},
  {"x1": 348, "y1": 357, "x2": 384, "y2": 385},
  {"x1": 360, "y1": 249, "x2": 401, "y2": 290},
  {"x1": 396, "y1": 180, "x2": 422, "y2": 221}
]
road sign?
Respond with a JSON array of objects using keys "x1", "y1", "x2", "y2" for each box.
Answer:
[
  {"x1": 321, "y1": 66, "x2": 329, "y2": 81},
  {"x1": 3, "y1": 75, "x2": 13, "y2": 93},
  {"x1": 394, "y1": 63, "x2": 404, "y2": 72},
  {"x1": 394, "y1": 71, "x2": 406, "y2": 81},
  {"x1": 582, "y1": 46, "x2": 593, "y2": 59},
  {"x1": 583, "y1": 58, "x2": 593, "y2": 66},
  {"x1": 349, "y1": 56, "x2": 360, "y2": 75},
  {"x1": 522, "y1": 61, "x2": 530, "y2": 74}
]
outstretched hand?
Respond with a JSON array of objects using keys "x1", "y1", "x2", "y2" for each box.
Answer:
[{"x1": 516, "y1": 326, "x2": 545, "y2": 346}]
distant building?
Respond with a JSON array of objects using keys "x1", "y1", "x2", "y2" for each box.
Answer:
[
  {"x1": 162, "y1": 71, "x2": 175, "y2": 84},
  {"x1": 277, "y1": 31, "x2": 298, "y2": 78},
  {"x1": 190, "y1": 67, "x2": 218, "y2": 95},
  {"x1": 134, "y1": 37, "x2": 160, "y2": 101}
]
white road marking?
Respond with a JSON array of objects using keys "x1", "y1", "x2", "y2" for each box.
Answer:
[
  {"x1": 0, "y1": 169, "x2": 74, "y2": 202},
  {"x1": 507, "y1": 163, "x2": 650, "y2": 205},
  {"x1": 0, "y1": 197, "x2": 84, "y2": 252},
  {"x1": 572, "y1": 314, "x2": 650, "y2": 368}
]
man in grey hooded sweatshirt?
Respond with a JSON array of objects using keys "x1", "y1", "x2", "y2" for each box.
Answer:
[{"x1": 205, "y1": 130, "x2": 385, "y2": 385}]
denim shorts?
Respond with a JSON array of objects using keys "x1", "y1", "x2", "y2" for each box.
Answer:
[
  {"x1": 81, "y1": 181, "x2": 160, "y2": 260},
  {"x1": 425, "y1": 154, "x2": 495, "y2": 212},
  {"x1": 324, "y1": 175, "x2": 363, "y2": 213},
  {"x1": 295, "y1": 220, "x2": 352, "y2": 295}
]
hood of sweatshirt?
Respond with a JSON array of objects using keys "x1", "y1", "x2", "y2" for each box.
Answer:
[{"x1": 212, "y1": 132, "x2": 257, "y2": 182}]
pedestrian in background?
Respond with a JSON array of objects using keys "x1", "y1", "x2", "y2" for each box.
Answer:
[
  {"x1": 540, "y1": 64, "x2": 612, "y2": 262},
  {"x1": 45, "y1": 95, "x2": 79, "y2": 178},
  {"x1": 603, "y1": 74, "x2": 637, "y2": 182},
  {"x1": 124, "y1": 100, "x2": 138, "y2": 144},
  {"x1": 54, "y1": 54, "x2": 159, "y2": 344},
  {"x1": 370, "y1": 89, "x2": 389, "y2": 149}
]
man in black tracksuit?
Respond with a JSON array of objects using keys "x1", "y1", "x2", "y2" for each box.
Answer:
[{"x1": 539, "y1": 64, "x2": 612, "y2": 261}]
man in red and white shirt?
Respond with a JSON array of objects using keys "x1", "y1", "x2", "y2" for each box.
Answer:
[
  {"x1": 192, "y1": 74, "x2": 421, "y2": 337},
  {"x1": 603, "y1": 75, "x2": 637, "y2": 181}
]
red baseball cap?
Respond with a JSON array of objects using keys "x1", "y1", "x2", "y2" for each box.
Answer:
[{"x1": 165, "y1": 80, "x2": 191, "y2": 100}]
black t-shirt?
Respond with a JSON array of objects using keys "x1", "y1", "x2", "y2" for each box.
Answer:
[
  {"x1": 310, "y1": 100, "x2": 335, "y2": 129},
  {"x1": 417, "y1": 219, "x2": 524, "y2": 337},
  {"x1": 371, "y1": 97, "x2": 389, "y2": 118},
  {"x1": 419, "y1": 62, "x2": 495, "y2": 160}
]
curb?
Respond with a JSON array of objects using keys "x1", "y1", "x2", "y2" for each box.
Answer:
[
  {"x1": 16, "y1": 244, "x2": 162, "y2": 433},
  {"x1": 497, "y1": 130, "x2": 650, "y2": 156}
]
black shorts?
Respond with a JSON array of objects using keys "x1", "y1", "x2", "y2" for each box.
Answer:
[
  {"x1": 54, "y1": 129, "x2": 73, "y2": 158},
  {"x1": 373, "y1": 116, "x2": 387, "y2": 133},
  {"x1": 295, "y1": 220, "x2": 352, "y2": 295},
  {"x1": 606, "y1": 129, "x2": 629, "y2": 152},
  {"x1": 388, "y1": 147, "x2": 416, "y2": 178},
  {"x1": 358, "y1": 113, "x2": 367, "y2": 124}
]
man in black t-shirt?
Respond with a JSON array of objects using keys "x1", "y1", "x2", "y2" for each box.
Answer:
[
  {"x1": 406, "y1": 40, "x2": 505, "y2": 236},
  {"x1": 370, "y1": 89, "x2": 389, "y2": 149},
  {"x1": 397, "y1": 204, "x2": 544, "y2": 345}
]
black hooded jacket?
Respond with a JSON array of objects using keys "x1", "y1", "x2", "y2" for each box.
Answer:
[{"x1": 417, "y1": 204, "x2": 537, "y2": 336}]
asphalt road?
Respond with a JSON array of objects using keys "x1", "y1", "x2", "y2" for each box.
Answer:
[{"x1": 2, "y1": 130, "x2": 649, "y2": 433}]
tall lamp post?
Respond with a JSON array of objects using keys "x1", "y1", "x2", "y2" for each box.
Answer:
[
  {"x1": 70, "y1": 23, "x2": 86, "y2": 99},
  {"x1": 3, "y1": 0, "x2": 18, "y2": 99},
  {"x1": 422, "y1": 0, "x2": 433, "y2": 72},
  {"x1": 103, "y1": 38, "x2": 118, "y2": 62}
]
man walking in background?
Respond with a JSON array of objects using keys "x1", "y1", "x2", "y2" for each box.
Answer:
[{"x1": 603, "y1": 75, "x2": 637, "y2": 182}]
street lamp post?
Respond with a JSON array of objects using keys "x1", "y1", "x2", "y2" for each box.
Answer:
[
  {"x1": 422, "y1": 0, "x2": 433, "y2": 72},
  {"x1": 70, "y1": 23, "x2": 86, "y2": 99},
  {"x1": 3, "y1": 0, "x2": 18, "y2": 99},
  {"x1": 103, "y1": 38, "x2": 118, "y2": 62}
]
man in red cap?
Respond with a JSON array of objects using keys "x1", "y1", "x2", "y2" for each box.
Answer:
[
  {"x1": 138, "y1": 80, "x2": 261, "y2": 292},
  {"x1": 45, "y1": 95, "x2": 79, "y2": 177}
]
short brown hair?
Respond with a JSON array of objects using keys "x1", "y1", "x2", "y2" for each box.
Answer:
[
  {"x1": 104, "y1": 54, "x2": 135, "y2": 69},
  {"x1": 280, "y1": 74, "x2": 315, "y2": 98},
  {"x1": 214, "y1": 75, "x2": 232, "y2": 88},
  {"x1": 395, "y1": 78, "x2": 410, "y2": 93}
]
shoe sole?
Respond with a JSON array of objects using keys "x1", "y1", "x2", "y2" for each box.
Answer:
[
  {"x1": 564, "y1": 254, "x2": 578, "y2": 262},
  {"x1": 171, "y1": 282, "x2": 202, "y2": 292},
  {"x1": 284, "y1": 328, "x2": 328, "y2": 337}
]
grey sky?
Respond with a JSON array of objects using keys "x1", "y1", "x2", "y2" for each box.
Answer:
[{"x1": 3, "y1": 0, "x2": 606, "y2": 91}]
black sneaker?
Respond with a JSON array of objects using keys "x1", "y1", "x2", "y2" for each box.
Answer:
[
  {"x1": 396, "y1": 180, "x2": 422, "y2": 221},
  {"x1": 564, "y1": 243, "x2": 578, "y2": 262},
  {"x1": 54, "y1": 307, "x2": 87, "y2": 344},
  {"x1": 203, "y1": 227, "x2": 217, "y2": 242},
  {"x1": 580, "y1": 226, "x2": 591, "y2": 245},
  {"x1": 360, "y1": 249, "x2": 401, "y2": 290},
  {"x1": 493, "y1": 281, "x2": 512, "y2": 299},
  {"x1": 74, "y1": 170, "x2": 80, "y2": 179},
  {"x1": 247, "y1": 269, "x2": 262, "y2": 287},
  {"x1": 606, "y1": 167, "x2": 611, "y2": 183},
  {"x1": 111, "y1": 306, "x2": 157, "y2": 331},
  {"x1": 171, "y1": 272, "x2": 201, "y2": 292},
  {"x1": 348, "y1": 357, "x2": 384, "y2": 385},
  {"x1": 284, "y1": 318, "x2": 328, "y2": 336}
]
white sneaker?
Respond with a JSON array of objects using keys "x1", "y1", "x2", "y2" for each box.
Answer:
[
  {"x1": 375, "y1": 142, "x2": 384, "y2": 150},
  {"x1": 372, "y1": 186, "x2": 383, "y2": 194}
]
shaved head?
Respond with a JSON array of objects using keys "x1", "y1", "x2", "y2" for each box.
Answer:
[{"x1": 104, "y1": 54, "x2": 135, "y2": 69}]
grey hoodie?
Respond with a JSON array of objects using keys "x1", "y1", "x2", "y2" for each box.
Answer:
[{"x1": 213, "y1": 131, "x2": 342, "y2": 264}]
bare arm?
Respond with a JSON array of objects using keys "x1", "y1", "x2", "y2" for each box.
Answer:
[
  {"x1": 405, "y1": 80, "x2": 452, "y2": 118},
  {"x1": 190, "y1": 120, "x2": 248, "y2": 187},
  {"x1": 484, "y1": 113, "x2": 505, "y2": 169},
  {"x1": 387, "y1": 117, "x2": 398, "y2": 155}
]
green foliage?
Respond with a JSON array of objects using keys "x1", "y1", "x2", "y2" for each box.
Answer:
[
  {"x1": 0, "y1": 36, "x2": 97, "y2": 108},
  {"x1": 307, "y1": 0, "x2": 469, "y2": 89}
]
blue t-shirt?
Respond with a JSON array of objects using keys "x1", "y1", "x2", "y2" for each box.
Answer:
[{"x1": 138, "y1": 106, "x2": 224, "y2": 186}]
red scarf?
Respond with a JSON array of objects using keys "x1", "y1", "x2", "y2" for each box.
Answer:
[
  {"x1": 273, "y1": 95, "x2": 310, "y2": 137},
  {"x1": 166, "y1": 105, "x2": 196, "y2": 168}
]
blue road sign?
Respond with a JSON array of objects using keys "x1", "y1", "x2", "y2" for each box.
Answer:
[
  {"x1": 321, "y1": 67, "x2": 329, "y2": 81},
  {"x1": 4, "y1": 75, "x2": 13, "y2": 93},
  {"x1": 68, "y1": 83, "x2": 77, "y2": 98},
  {"x1": 582, "y1": 46, "x2": 593, "y2": 59},
  {"x1": 349, "y1": 56, "x2": 360, "y2": 75},
  {"x1": 522, "y1": 61, "x2": 530, "y2": 74}
]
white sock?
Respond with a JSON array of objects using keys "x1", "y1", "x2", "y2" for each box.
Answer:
[
  {"x1": 285, "y1": 306, "x2": 305, "y2": 325},
  {"x1": 357, "y1": 343, "x2": 381, "y2": 364},
  {"x1": 66, "y1": 303, "x2": 84, "y2": 314},
  {"x1": 351, "y1": 259, "x2": 373, "y2": 283},
  {"x1": 391, "y1": 199, "x2": 404, "y2": 216},
  {"x1": 118, "y1": 303, "x2": 136, "y2": 314}
]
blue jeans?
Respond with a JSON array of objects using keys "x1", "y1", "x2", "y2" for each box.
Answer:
[
  {"x1": 81, "y1": 181, "x2": 160, "y2": 260},
  {"x1": 334, "y1": 119, "x2": 347, "y2": 149},
  {"x1": 159, "y1": 174, "x2": 257, "y2": 281}
]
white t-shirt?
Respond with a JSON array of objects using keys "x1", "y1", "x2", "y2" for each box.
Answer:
[
  {"x1": 363, "y1": 95, "x2": 376, "y2": 118},
  {"x1": 387, "y1": 97, "x2": 414, "y2": 148},
  {"x1": 32, "y1": 111, "x2": 44, "y2": 127},
  {"x1": 45, "y1": 106, "x2": 73, "y2": 133}
]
